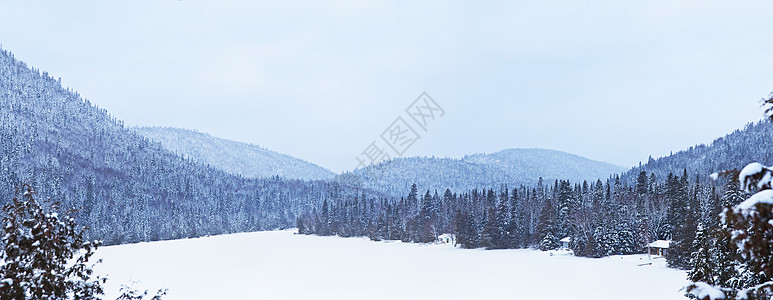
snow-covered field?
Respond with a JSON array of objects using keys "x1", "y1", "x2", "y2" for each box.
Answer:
[{"x1": 95, "y1": 230, "x2": 688, "y2": 300}]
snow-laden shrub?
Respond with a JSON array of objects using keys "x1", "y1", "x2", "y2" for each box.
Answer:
[
  {"x1": 0, "y1": 184, "x2": 166, "y2": 300},
  {"x1": 0, "y1": 184, "x2": 106, "y2": 299},
  {"x1": 686, "y1": 162, "x2": 773, "y2": 300}
]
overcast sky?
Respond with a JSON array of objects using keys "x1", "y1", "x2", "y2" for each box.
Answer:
[{"x1": 2, "y1": 1, "x2": 772, "y2": 173}]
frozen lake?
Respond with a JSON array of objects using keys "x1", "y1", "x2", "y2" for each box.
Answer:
[{"x1": 95, "y1": 230, "x2": 688, "y2": 300}]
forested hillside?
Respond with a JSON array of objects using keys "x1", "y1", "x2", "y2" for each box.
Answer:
[
  {"x1": 134, "y1": 126, "x2": 335, "y2": 181},
  {"x1": 0, "y1": 48, "x2": 375, "y2": 245},
  {"x1": 301, "y1": 170, "x2": 726, "y2": 264},
  {"x1": 338, "y1": 148, "x2": 626, "y2": 196},
  {"x1": 303, "y1": 122, "x2": 773, "y2": 269},
  {"x1": 623, "y1": 121, "x2": 773, "y2": 184}
]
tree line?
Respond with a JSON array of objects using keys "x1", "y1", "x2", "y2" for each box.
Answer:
[{"x1": 298, "y1": 170, "x2": 724, "y2": 266}]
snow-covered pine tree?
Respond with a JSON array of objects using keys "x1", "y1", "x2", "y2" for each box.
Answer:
[
  {"x1": 480, "y1": 208, "x2": 497, "y2": 249},
  {"x1": 688, "y1": 225, "x2": 715, "y2": 287},
  {"x1": 614, "y1": 219, "x2": 638, "y2": 255},
  {"x1": 722, "y1": 163, "x2": 773, "y2": 299},
  {"x1": 508, "y1": 188, "x2": 525, "y2": 249},
  {"x1": 687, "y1": 148, "x2": 773, "y2": 299},
  {"x1": 665, "y1": 172, "x2": 688, "y2": 237},
  {"x1": 667, "y1": 171, "x2": 699, "y2": 269},
  {"x1": 418, "y1": 190, "x2": 436, "y2": 243},
  {"x1": 539, "y1": 232, "x2": 559, "y2": 251},
  {"x1": 556, "y1": 180, "x2": 574, "y2": 239},
  {"x1": 0, "y1": 184, "x2": 105, "y2": 299},
  {"x1": 492, "y1": 188, "x2": 511, "y2": 249},
  {"x1": 319, "y1": 198, "x2": 331, "y2": 236},
  {"x1": 709, "y1": 228, "x2": 741, "y2": 291},
  {"x1": 453, "y1": 209, "x2": 479, "y2": 249},
  {"x1": 593, "y1": 226, "x2": 611, "y2": 257},
  {"x1": 536, "y1": 197, "x2": 557, "y2": 250},
  {"x1": 723, "y1": 176, "x2": 747, "y2": 208}
]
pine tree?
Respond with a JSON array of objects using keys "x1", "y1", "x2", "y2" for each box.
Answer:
[
  {"x1": 593, "y1": 226, "x2": 611, "y2": 257},
  {"x1": 407, "y1": 183, "x2": 419, "y2": 207},
  {"x1": 665, "y1": 173, "x2": 688, "y2": 238},
  {"x1": 686, "y1": 146, "x2": 773, "y2": 299},
  {"x1": 418, "y1": 190, "x2": 436, "y2": 243},
  {"x1": 537, "y1": 198, "x2": 559, "y2": 251},
  {"x1": 0, "y1": 185, "x2": 106, "y2": 300},
  {"x1": 556, "y1": 180, "x2": 574, "y2": 238},
  {"x1": 724, "y1": 199, "x2": 773, "y2": 298},
  {"x1": 539, "y1": 232, "x2": 559, "y2": 251},
  {"x1": 668, "y1": 190, "x2": 699, "y2": 269},
  {"x1": 492, "y1": 189, "x2": 511, "y2": 249},
  {"x1": 636, "y1": 171, "x2": 649, "y2": 197},
  {"x1": 688, "y1": 225, "x2": 714, "y2": 286},
  {"x1": 614, "y1": 219, "x2": 638, "y2": 255},
  {"x1": 481, "y1": 209, "x2": 497, "y2": 249},
  {"x1": 454, "y1": 208, "x2": 480, "y2": 249},
  {"x1": 319, "y1": 199, "x2": 331, "y2": 236},
  {"x1": 509, "y1": 188, "x2": 528, "y2": 249},
  {"x1": 723, "y1": 176, "x2": 747, "y2": 208},
  {"x1": 709, "y1": 228, "x2": 740, "y2": 289}
]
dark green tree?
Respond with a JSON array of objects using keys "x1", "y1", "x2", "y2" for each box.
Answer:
[
  {"x1": 0, "y1": 185, "x2": 105, "y2": 300},
  {"x1": 491, "y1": 188, "x2": 511, "y2": 249},
  {"x1": 418, "y1": 190, "x2": 437, "y2": 243},
  {"x1": 537, "y1": 198, "x2": 558, "y2": 251},
  {"x1": 668, "y1": 185, "x2": 699, "y2": 269},
  {"x1": 688, "y1": 225, "x2": 715, "y2": 286}
]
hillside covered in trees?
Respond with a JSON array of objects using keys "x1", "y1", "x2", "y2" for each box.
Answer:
[
  {"x1": 0, "y1": 48, "x2": 377, "y2": 245},
  {"x1": 301, "y1": 117, "x2": 773, "y2": 275},
  {"x1": 338, "y1": 148, "x2": 626, "y2": 197},
  {"x1": 623, "y1": 121, "x2": 773, "y2": 184}
]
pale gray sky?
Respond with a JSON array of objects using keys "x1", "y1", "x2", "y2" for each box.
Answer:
[{"x1": 2, "y1": 1, "x2": 771, "y2": 173}]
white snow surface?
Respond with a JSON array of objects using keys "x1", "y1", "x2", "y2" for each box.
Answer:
[{"x1": 95, "y1": 230, "x2": 689, "y2": 300}]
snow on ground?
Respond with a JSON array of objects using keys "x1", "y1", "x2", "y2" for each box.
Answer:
[{"x1": 95, "y1": 230, "x2": 689, "y2": 300}]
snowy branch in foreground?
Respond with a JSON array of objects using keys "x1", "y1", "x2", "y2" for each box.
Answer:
[
  {"x1": 690, "y1": 162, "x2": 773, "y2": 300},
  {"x1": 686, "y1": 282, "x2": 726, "y2": 300},
  {"x1": 734, "y1": 190, "x2": 773, "y2": 217},
  {"x1": 739, "y1": 163, "x2": 773, "y2": 193}
]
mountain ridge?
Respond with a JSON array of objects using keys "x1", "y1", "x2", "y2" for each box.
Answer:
[
  {"x1": 134, "y1": 126, "x2": 336, "y2": 181},
  {"x1": 623, "y1": 120, "x2": 773, "y2": 183},
  {"x1": 338, "y1": 148, "x2": 626, "y2": 196},
  {"x1": 0, "y1": 47, "x2": 373, "y2": 245}
]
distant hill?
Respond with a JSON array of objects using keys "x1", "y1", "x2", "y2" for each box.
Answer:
[
  {"x1": 0, "y1": 47, "x2": 371, "y2": 245},
  {"x1": 134, "y1": 127, "x2": 335, "y2": 181},
  {"x1": 623, "y1": 121, "x2": 773, "y2": 183},
  {"x1": 338, "y1": 148, "x2": 626, "y2": 195}
]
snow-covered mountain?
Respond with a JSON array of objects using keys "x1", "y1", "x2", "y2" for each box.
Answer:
[
  {"x1": 623, "y1": 120, "x2": 773, "y2": 183},
  {"x1": 338, "y1": 148, "x2": 626, "y2": 195},
  {"x1": 134, "y1": 127, "x2": 335, "y2": 181},
  {"x1": 0, "y1": 47, "x2": 369, "y2": 245},
  {"x1": 465, "y1": 148, "x2": 626, "y2": 179}
]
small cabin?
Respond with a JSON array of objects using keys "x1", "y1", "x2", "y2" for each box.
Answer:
[
  {"x1": 559, "y1": 237, "x2": 571, "y2": 249},
  {"x1": 436, "y1": 233, "x2": 455, "y2": 245},
  {"x1": 647, "y1": 240, "x2": 670, "y2": 256}
]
